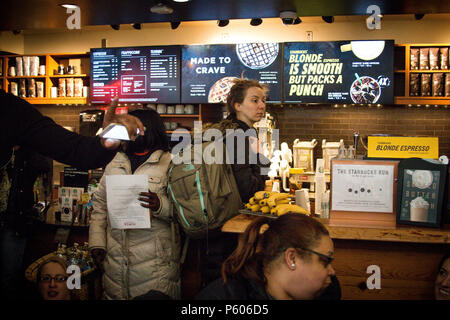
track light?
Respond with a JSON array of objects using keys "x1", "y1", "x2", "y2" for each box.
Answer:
[
  {"x1": 12, "y1": 30, "x2": 21, "y2": 35},
  {"x1": 110, "y1": 24, "x2": 120, "y2": 30},
  {"x1": 280, "y1": 11, "x2": 301, "y2": 25},
  {"x1": 414, "y1": 14, "x2": 425, "y2": 20},
  {"x1": 322, "y1": 16, "x2": 334, "y2": 23},
  {"x1": 171, "y1": 21, "x2": 181, "y2": 30},
  {"x1": 132, "y1": 23, "x2": 141, "y2": 30},
  {"x1": 292, "y1": 17, "x2": 302, "y2": 25},
  {"x1": 217, "y1": 20, "x2": 229, "y2": 27},
  {"x1": 250, "y1": 18, "x2": 262, "y2": 26}
]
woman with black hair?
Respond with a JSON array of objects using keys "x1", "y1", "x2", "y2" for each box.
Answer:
[{"x1": 89, "y1": 109, "x2": 181, "y2": 300}]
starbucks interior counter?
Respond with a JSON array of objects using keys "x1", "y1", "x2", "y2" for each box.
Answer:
[{"x1": 222, "y1": 213, "x2": 450, "y2": 300}]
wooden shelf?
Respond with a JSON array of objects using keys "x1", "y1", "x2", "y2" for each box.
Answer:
[
  {"x1": 394, "y1": 43, "x2": 450, "y2": 105},
  {"x1": 24, "y1": 97, "x2": 88, "y2": 104},
  {"x1": 49, "y1": 74, "x2": 89, "y2": 78},
  {"x1": 7, "y1": 76, "x2": 46, "y2": 79},
  {"x1": 159, "y1": 114, "x2": 199, "y2": 118}
]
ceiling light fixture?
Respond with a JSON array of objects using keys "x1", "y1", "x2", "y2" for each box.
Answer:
[
  {"x1": 171, "y1": 21, "x2": 181, "y2": 29},
  {"x1": 110, "y1": 24, "x2": 120, "y2": 30},
  {"x1": 60, "y1": 4, "x2": 79, "y2": 9},
  {"x1": 150, "y1": 3, "x2": 174, "y2": 14},
  {"x1": 132, "y1": 23, "x2": 141, "y2": 30},
  {"x1": 172, "y1": 0, "x2": 190, "y2": 2},
  {"x1": 322, "y1": 16, "x2": 334, "y2": 23},
  {"x1": 12, "y1": 30, "x2": 21, "y2": 35},
  {"x1": 250, "y1": 18, "x2": 262, "y2": 26},
  {"x1": 414, "y1": 14, "x2": 425, "y2": 20},
  {"x1": 292, "y1": 17, "x2": 302, "y2": 25},
  {"x1": 217, "y1": 20, "x2": 229, "y2": 27}
]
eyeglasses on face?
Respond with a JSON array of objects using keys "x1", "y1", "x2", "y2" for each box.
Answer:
[
  {"x1": 296, "y1": 246, "x2": 334, "y2": 267},
  {"x1": 40, "y1": 275, "x2": 68, "y2": 283}
]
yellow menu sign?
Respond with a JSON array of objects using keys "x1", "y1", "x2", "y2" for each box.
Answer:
[{"x1": 367, "y1": 136, "x2": 439, "y2": 159}]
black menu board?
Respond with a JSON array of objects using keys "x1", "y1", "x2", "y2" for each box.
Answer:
[
  {"x1": 283, "y1": 40, "x2": 394, "y2": 104},
  {"x1": 181, "y1": 43, "x2": 282, "y2": 103},
  {"x1": 90, "y1": 46, "x2": 180, "y2": 104}
]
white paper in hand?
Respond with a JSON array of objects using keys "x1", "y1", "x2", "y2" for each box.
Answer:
[{"x1": 105, "y1": 175, "x2": 150, "y2": 229}]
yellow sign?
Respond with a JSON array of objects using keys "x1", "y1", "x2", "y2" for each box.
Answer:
[{"x1": 368, "y1": 136, "x2": 439, "y2": 159}]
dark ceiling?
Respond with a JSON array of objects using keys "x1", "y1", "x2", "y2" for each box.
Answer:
[{"x1": 1, "y1": 0, "x2": 449, "y2": 31}]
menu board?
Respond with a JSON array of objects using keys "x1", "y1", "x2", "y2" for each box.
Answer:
[
  {"x1": 284, "y1": 40, "x2": 394, "y2": 104},
  {"x1": 90, "y1": 46, "x2": 180, "y2": 104},
  {"x1": 181, "y1": 43, "x2": 282, "y2": 103}
]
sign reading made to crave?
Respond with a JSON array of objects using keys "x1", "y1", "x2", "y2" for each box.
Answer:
[
  {"x1": 368, "y1": 136, "x2": 439, "y2": 159},
  {"x1": 283, "y1": 40, "x2": 394, "y2": 104},
  {"x1": 181, "y1": 43, "x2": 282, "y2": 104}
]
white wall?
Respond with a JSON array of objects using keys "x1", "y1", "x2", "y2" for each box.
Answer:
[{"x1": 2, "y1": 14, "x2": 447, "y2": 54}]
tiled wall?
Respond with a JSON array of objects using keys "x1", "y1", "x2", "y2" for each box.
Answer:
[
  {"x1": 267, "y1": 104, "x2": 450, "y2": 161},
  {"x1": 37, "y1": 103, "x2": 450, "y2": 159}
]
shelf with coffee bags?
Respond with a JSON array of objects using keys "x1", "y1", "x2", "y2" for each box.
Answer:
[
  {"x1": 0, "y1": 52, "x2": 90, "y2": 104},
  {"x1": 395, "y1": 44, "x2": 450, "y2": 104}
]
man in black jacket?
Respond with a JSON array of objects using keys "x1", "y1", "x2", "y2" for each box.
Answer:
[{"x1": 0, "y1": 91, "x2": 144, "y2": 299}]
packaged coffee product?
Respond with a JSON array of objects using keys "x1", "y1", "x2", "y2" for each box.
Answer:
[
  {"x1": 409, "y1": 74, "x2": 420, "y2": 96},
  {"x1": 432, "y1": 73, "x2": 443, "y2": 96},
  {"x1": 440, "y1": 48, "x2": 449, "y2": 70},
  {"x1": 19, "y1": 79, "x2": 26, "y2": 97},
  {"x1": 27, "y1": 78, "x2": 36, "y2": 98},
  {"x1": 421, "y1": 73, "x2": 431, "y2": 96},
  {"x1": 10, "y1": 82, "x2": 18, "y2": 96},
  {"x1": 74, "y1": 78, "x2": 83, "y2": 97},
  {"x1": 410, "y1": 48, "x2": 419, "y2": 70},
  {"x1": 66, "y1": 78, "x2": 74, "y2": 97},
  {"x1": 419, "y1": 48, "x2": 429, "y2": 70},
  {"x1": 30, "y1": 56, "x2": 40, "y2": 76},
  {"x1": 445, "y1": 74, "x2": 450, "y2": 97},
  {"x1": 58, "y1": 78, "x2": 66, "y2": 97},
  {"x1": 429, "y1": 48, "x2": 439, "y2": 70},
  {"x1": 36, "y1": 81, "x2": 44, "y2": 98},
  {"x1": 16, "y1": 57, "x2": 23, "y2": 76},
  {"x1": 23, "y1": 56, "x2": 31, "y2": 76}
]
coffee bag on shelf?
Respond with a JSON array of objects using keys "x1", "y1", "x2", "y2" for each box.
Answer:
[
  {"x1": 409, "y1": 74, "x2": 420, "y2": 96},
  {"x1": 74, "y1": 78, "x2": 83, "y2": 97},
  {"x1": 19, "y1": 79, "x2": 26, "y2": 98},
  {"x1": 445, "y1": 74, "x2": 450, "y2": 97},
  {"x1": 10, "y1": 82, "x2": 18, "y2": 96},
  {"x1": 432, "y1": 73, "x2": 443, "y2": 96},
  {"x1": 58, "y1": 78, "x2": 66, "y2": 97},
  {"x1": 27, "y1": 78, "x2": 36, "y2": 98},
  {"x1": 420, "y1": 73, "x2": 431, "y2": 96},
  {"x1": 30, "y1": 56, "x2": 40, "y2": 76},
  {"x1": 36, "y1": 81, "x2": 44, "y2": 98},
  {"x1": 429, "y1": 48, "x2": 439, "y2": 70},
  {"x1": 410, "y1": 48, "x2": 419, "y2": 70},
  {"x1": 23, "y1": 56, "x2": 30, "y2": 76},
  {"x1": 440, "y1": 47, "x2": 449, "y2": 70},
  {"x1": 16, "y1": 57, "x2": 23, "y2": 76},
  {"x1": 66, "y1": 77, "x2": 74, "y2": 97},
  {"x1": 419, "y1": 48, "x2": 429, "y2": 70}
]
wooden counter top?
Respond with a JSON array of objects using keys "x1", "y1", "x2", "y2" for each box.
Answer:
[{"x1": 222, "y1": 214, "x2": 450, "y2": 244}]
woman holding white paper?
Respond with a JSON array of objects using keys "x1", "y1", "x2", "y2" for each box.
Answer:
[{"x1": 89, "y1": 109, "x2": 180, "y2": 300}]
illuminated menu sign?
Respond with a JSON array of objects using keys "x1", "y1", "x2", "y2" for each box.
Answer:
[
  {"x1": 90, "y1": 46, "x2": 180, "y2": 104},
  {"x1": 181, "y1": 43, "x2": 282, "y2": 103},
  {"x1": 283, "y1": 40, "x2": 394, "y2": 104}
]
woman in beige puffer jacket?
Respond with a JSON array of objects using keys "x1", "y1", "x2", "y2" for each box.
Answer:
[{"x1": 89, "y1": 109, "x2": 181, "y2": 300}]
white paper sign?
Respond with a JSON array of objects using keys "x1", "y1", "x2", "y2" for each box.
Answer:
[
  {"x1": 331, "y1": 164, "x2": 394, "y2": 213},
  {"x1": 106, "y1": 175, "x2": 150, "y2": 229}
]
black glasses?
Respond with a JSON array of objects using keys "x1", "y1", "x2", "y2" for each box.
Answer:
[
  {"x1": 296, "y1": 246, "x2": 334, "y2": 267},
  {"x1": 40, "y1": 275, "x2": 67, "y2": 283}
]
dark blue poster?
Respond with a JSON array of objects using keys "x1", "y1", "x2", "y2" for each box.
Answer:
[
  {"x1": 181, "y1": 43, "x2": 282, "y2": 103},
  {"x1": 90, "y1": 46, "x2": 180, "y2": 104},
  {"x1": 283, "y1": 40, "x2": 394, "y2": 104}
]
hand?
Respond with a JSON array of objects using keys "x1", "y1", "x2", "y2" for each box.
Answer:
[
  {"x1": 139, "y1": 190, "x2": 160, "y2": 213},
  {"x1": 101, "y1": 97, "x2": 145, "y2": 150},
  {"x1": 91, "y1": 248, "x2": 106, "y2": 273}
]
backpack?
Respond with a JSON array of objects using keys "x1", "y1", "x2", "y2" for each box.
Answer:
[{"x1": 167, "y1": 122, "x2": 243, "y2": 239}]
